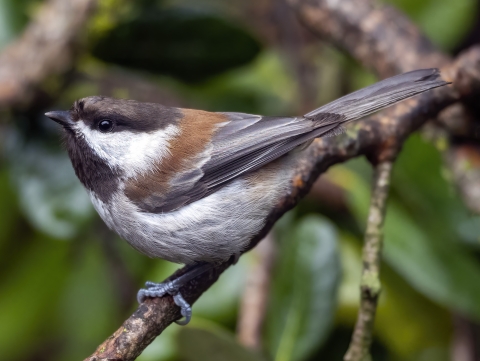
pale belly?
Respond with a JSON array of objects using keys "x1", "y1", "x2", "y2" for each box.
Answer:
[{"x1": 89, "y1": 157, "x2": 296, "y2": 264}]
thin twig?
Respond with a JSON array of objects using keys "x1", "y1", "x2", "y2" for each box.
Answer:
[
  {"x1": 237, "y1": 233, "x2": 276, "y2": 350},
  {"x1": 344, "y1": 160, "x2": 394, "y2": 361}
]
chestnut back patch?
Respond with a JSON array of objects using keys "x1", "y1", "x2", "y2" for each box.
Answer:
[{"x1": 124, "y1": 109, "x2": 227, "y2": 206}]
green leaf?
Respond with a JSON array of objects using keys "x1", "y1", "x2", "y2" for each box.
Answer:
[
  {"x1": 391, "y1": 135, "x2": 480, "y2": 248},
  {"x1": 266, "y1": 215, "x2": 341, "y2": 361},
  {"x1": 383, "y1": 203, "x2": 480, "y2": 321},
  {"x1": 177, "y1": 321, "x2": 264, "y2": 361}
]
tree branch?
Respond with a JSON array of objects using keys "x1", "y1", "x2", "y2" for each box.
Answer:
[
  {"x1": 344, "y1": 160, "x2": 394, "y2": 361},
  {"x1": 85, "y1": 261, "x2": 232, "y2": 361},
  {"x1": 84, "y1": 45, "x2": 480, "y2": 360},
  {"x1": 287, "y1": 0, "x2": 449, "y2": 76}
]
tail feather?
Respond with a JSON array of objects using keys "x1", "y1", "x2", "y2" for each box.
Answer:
[{"x1": 305, "y1": 68, "x2": 449, "y2": 123}]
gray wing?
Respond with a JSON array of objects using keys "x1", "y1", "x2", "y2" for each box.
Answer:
[
  {"x1": 197, "y1": 112, "x2": 342, "y2": 192},
  {"x1": 140, "y1": 68, "x2": 448, "y2": 212}
]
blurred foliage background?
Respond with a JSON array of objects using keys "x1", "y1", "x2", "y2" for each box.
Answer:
[{"x1": 1, "y1": 0, "x2": 480, "y2": 360}]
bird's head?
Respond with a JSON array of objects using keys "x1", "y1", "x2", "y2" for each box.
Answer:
[{"x1": 46, "y1": 96, "x2": 181, "y2": 196}]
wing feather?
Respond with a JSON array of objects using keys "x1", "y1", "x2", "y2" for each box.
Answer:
[{"x1": 131, "y1": 68, "x2": 448, "y2": 212}]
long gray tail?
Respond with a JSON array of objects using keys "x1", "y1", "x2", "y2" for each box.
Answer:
[{"x1": 305, "y1": 68, "x2": 448, "y2": 123}]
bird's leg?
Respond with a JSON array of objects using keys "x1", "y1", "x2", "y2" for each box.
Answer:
[{"x1": 137, "y1": 262, "x2": 214, "y2": 325}]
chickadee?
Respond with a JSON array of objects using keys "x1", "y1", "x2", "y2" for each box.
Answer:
[{"x1": 46, "y1": 68, "x2": 447, "y2": 324}]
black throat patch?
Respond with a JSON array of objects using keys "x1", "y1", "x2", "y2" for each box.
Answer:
[{"x1": 65, "y1": 130, "x2": 120, "y2": 203}]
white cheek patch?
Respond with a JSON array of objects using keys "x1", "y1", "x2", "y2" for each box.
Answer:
[{"x1": 75, "y1": 121, "x2": 180, "y2": 177}]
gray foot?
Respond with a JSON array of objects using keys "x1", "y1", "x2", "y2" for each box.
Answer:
[
  {"x1": 137, "y1": 262, "x2": 213, "y2": 325},
  {"x1": 137, "y1": 280, "x2": 192, "y2": 325}
]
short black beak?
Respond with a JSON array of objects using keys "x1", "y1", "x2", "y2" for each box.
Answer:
[{"x1": 45, "y1": 110, "x2": 73, "y2": 127}]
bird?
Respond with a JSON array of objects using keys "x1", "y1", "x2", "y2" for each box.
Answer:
[{"x1": 46, "y1": 68, "x2": 448, "y2": 324}]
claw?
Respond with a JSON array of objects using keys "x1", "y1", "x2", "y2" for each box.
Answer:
[
  {"x1": 137, "y1": 289, "x2": 147, "y2": 304},
  {"x1": 173, "y1": 293, "x2": 192, "y2": 325},
  {"x1": 136, "y1": 262, "x2": 213, "y2": 326},
  {"x1": 137, "y1": 281, "x2": 192, "y2": 325},
  {"x1": 144, "y1": 281, "x2": 158, "y2": 288}
]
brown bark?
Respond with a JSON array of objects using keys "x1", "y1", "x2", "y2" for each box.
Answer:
[
  {"x1": 344, "y1": 161, "x2": 393, "y2": 361},
  {"x1": 287, "y1": 0, "x2": 450, "y2": 76}
]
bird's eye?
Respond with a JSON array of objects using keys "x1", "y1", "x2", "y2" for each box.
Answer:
[{"x1": 98, "y1": 119, "x2": 114, "y2": 132}]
